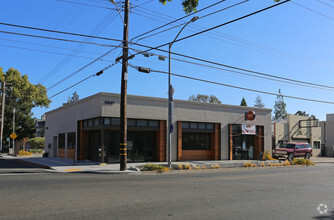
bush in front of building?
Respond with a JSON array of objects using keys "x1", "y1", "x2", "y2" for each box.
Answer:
[
  {"x1": 142, "y1": 163, "x2": 170, "y2": 172},
  {"x1": 19, "y1": 150, "x2": 32, "y2": 156},
  {"x1": 290, "y1": 158, "x2": 315, "y2": 166},
  {"x1": 244, "y1": 162, "x2": 257, "y2": 167},
  {"x1": 263, "y1": 151, "x2": 276, "y2": 160},
  {"x1": 27, "y1": 137, "x2": 45, "y2": 149}
]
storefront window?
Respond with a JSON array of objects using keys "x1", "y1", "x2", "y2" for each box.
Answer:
[
  {"x1": 111, "y1": 118, "x2": 120, "y2": 126},
  {"x1": 94, "y1": 118, "x2": 100, "y2": 126},
  {"x1": 104, "y1": 118, "x2": 111, "y2": 125},
  {"x1": 137, "y1": 120, "x2": 148, "y2": 127},
  {"x1": 58, "y1": 133, "x2": 65, "y2": 149},
  {"x1": 148, "y1": 120, "x2": 159, "y2": 127},
  {"x1": 67, "y1": 132, "x2": 76, "y2": 149},
  {"x1": 182, "y1": 133, "x2": 211, "y2": 150}
]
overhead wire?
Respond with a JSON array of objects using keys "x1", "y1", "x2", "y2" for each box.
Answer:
[
  {"x1": 130, "y1": 0, "x2": 228, "y2": 41},
  {"x1": 129, "y1": 48, "x2": 334, "y2": 91},
  {"x1": 39, "y1": 10, "x2": 119, "y2": 84},
  {"x1": 316, "y1": 0, "x2": 334, "y2": 8},
  {"x1": 2, "y1": 22, "x2": 334, "y2": 90},
  {"x1": 134, "y1": 0, "x2": 249, "y2": 42},
  {"x1": 291, "y1": 1, "x2": 334, "y2": 19},
  {"x1": 128, "y1": 0, "x2": 291, "y2": 61},
  {"x1": 128, "y1": 64, "x2": 334, "y2": 105},
  {"x1": 47, "y1": 46, "x2": 120, "y2": 90},
  {"x1": 49, "y1": 61, "x2": 119, "y2": 99}
]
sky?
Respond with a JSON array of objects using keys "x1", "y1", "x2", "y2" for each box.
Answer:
[{"x1": 0, "y1": 0, "x2": 334, "y2": 121}]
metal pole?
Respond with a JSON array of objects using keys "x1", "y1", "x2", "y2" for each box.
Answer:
[
  {"x1": 120, "y1": 0, "x2": 129, "y2": 171},
  {"x1": 12, "y1": 108, "x2": 15, "y2": 156},
  {"x1": 167, "y1": 43, "x2": 172, "y2": 168},
  {"x1": 0, "y1": 81, "x2": 5, "y2": 153},
  {"x1": 167, "y1": 17, "x2": 198, "y2": 168}
]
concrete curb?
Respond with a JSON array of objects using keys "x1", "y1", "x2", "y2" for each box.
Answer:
[{"x1": 14, "y1": 158, "x2": 53, "y2": 170}]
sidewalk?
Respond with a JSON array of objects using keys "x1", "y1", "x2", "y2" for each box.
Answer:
[{"x1": 2, "y1": 155, "x2": 333, "y2": 174}]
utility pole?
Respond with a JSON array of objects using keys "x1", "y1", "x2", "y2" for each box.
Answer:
[
  {"x1": 120, "y1": 0, "x2": 129, "y2": 171},
  {"x1": 0, "y1": 81, "x2": 6, "y2": 153}
]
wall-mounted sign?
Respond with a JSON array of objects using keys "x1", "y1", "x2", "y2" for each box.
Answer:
[
  {"x1": 104, "y1": 100, "x2": 115, "y2": 105},
  {"x1": 242, "y1": 124, "x2": 256, "y2": 135},
  {"x1": 245, "y1": 111, "x2": 256, "y2": 121}
]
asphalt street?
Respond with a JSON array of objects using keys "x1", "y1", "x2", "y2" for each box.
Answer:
[
  {"x1": 0, "y1": 164, "x2": 333, "y2": 220},
  {"x1": 0, "y1": 158, "x2": 48, "y2": 174}
]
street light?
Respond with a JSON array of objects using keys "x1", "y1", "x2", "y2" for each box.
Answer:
[{"x1": 167, "y1": 16, "x2": 199, "y2": 168}]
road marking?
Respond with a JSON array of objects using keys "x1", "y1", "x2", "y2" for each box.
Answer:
[{"x1": 64, "y1": 168, "x2": 83, "y2": 172}]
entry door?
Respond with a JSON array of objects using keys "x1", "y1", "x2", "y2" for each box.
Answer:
[
  {"x1": 295, "y1": 144, "x2": 303, "y2": 157},
  {"x1": 53, "y1": 136, "x2": 58, "y2": 157}
]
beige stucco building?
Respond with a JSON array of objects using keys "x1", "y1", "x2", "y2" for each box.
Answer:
[
  {"x1": 273, "y1": 114, "x2": 321, "y2": 156},
  {"x1": 320, "y1": 114, "x2": 334, "y2": 157},
  {"x1": 44, "y1": 92, "x2": 272, "y2": 163}
]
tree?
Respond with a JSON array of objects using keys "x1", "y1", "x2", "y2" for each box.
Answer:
[
  {"x1": 295, "y1": 111, "x2": 316, "y2": 119},
  {"x1": 273, "y1": 89, "x2": 287, "y2": 119},
  {"x1": 27, "y1": 137, "x2": 45, "y2": 149},
  {"x1": 68, "y1": 91, "x2": 79, "y2": 103},
  {"x1": 240, "y1": 97, "x2": 247, "y2": 106},
  {"x1": 159, "y1": 0, "x2": 198, "y2": 14},
  {"x1": 159, "y1": 0, "x2": 281, "y2": 14},
  {"x1": 254, "y1": 95, "x2": 265, "y2": 108},
  {"x1": 188, "y1": 94, "x2": 221, "y2": 104},
  {"x1": 0, "y1": 68, "x2": 51, "y2": 141}
]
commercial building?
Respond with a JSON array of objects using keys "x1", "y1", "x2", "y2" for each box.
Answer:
[
  {"x1": 44, "y1": 93, "x2": 272, "y2": 162},
  {"x1": 272, "y1": 114, "x2": 321, "y2": 156},
  {"x1": 320, "y1": 114, "x2": 334, "y2": 157}
]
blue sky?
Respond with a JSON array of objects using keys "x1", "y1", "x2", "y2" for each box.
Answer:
[{"x1": 0, "y1": 0, "x2": 333, "y2": 121}]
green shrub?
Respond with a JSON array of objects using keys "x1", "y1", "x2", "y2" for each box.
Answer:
[
  {"x1": 291, "y1": 158, "x2": 315, "y2": 166},
  {"x1": 27, "y1": 137, "x2": 45, "y2": 149},
  {"x1": 142, "y1": 163, "x2": 170, "y2": 172}
]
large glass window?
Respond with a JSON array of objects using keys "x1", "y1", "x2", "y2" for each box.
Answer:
[
  {"x1": 58, "y1": 133, "x2": 65, "y2": 149},
  {"x1": 182, "y1": 122, "x2": 215, "y2": 131},
  {"x1": 67, "y1": 132, "x2": 76, "y2": 149},
  {"x1": 182, "y1": 133, "x2": 211, "y2": 150}
]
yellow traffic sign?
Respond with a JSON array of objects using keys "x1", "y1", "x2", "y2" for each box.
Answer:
[{"x1": 10, "y1": 132, "x2": 17, "y2": 140}]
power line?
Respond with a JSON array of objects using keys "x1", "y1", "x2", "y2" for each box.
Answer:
[
  {"x1": 128, "y1": 1, "x2": 291, "y2": 61},
  {"x1": 56, "y1": 0, "x2": 115, "y2": 10},
  {"x1": 129, "y1": 64, "x2": 334, "y2": 105},
  {"x1": 317, "y1": 0, "x2": 334, "y2": 8},
  {"x1": 135, "y1": 0, "x2": 249, "y2": 42},
  {"x1": 0, "y1": 22, "x2": 122, "y2": 43},
  {"x1": 0, "y1": 30, "x2": 120, "y2": 48},
  {"x1": 47, "y1": 46, "x2": 120, "y2": 90},
  {"x1": 3, "y1": 26, "x2": 334, "y2": 91},
  {"x1": 129, "y1": 48, "x2": 334, "y2": 91},
  {"x1": 39, "y1": 10, "x2": 119, "y2": 84},
  {"x1": 291, "y1": 1, "x2": 334, "y2": 20},
  {"x1": 131, "y1": 0, "x2": 228, "y2": 41},
  {"x1": 49, "y1": 61, "x2": 118, "y2": 99},
  {"x1": 129, "y1": 42, "x2": 334, "y2": 90},
  {"x1": 0, "y1": 43, "x2": 116, "y2": 62}
]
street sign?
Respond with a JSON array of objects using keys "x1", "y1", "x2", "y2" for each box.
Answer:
[{"x1": 10, "y1": 132, "x2": 17, "y2": 140}]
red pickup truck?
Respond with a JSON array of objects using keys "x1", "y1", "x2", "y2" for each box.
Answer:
[{"x1": 272, "y1": 142, "x2": 313, "y2": 161}]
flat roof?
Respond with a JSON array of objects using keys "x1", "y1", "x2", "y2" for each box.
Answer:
[{"x1": 46, "y1": 92, "x2": 272, "y2": 115}]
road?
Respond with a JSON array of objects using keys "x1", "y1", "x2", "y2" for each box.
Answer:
[
  {"x1": 0, "y1": 164, "x2": 333, "y2": 219},
  {"x1": 0, "y1": 158, "x2": 48, "y2": 174}
]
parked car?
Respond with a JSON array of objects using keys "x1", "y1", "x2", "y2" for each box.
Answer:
[{"x1": 272, "y1": 142, "x2": 313, "y2": 161}]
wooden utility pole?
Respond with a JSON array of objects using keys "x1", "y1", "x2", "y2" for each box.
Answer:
[{"x1": 120, "y1": 0, "x2": 129, "y2": 171}]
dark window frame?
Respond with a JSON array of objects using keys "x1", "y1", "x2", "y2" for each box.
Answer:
[
  {"x1": 58, "y1": 133, "x2": 65, "y2": 149},
  {"x1": 67, "y1": 132, "x2": 76, "y2": 149},
  {"x1": 182, "y1": 132, "x2": 211, "y2": 150}
]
